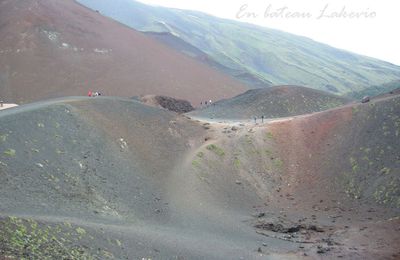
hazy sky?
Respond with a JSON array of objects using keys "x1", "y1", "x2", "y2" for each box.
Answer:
[{"x1": 136, "y1": 0, "x2": 400, "y2": 65}]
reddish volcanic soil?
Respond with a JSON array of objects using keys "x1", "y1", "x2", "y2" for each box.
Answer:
[{"x1": 0, "y1": 0, "x2": 246, "y2": 104}]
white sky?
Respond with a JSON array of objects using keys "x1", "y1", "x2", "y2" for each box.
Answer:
[{"x1": 136, "y1": 0, "x2": 400, "y2": 65}]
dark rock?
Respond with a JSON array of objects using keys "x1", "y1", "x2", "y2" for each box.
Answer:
[
  {"x1": 317, "y1": 245, "x2": 330, "y2": 254},
  {"x1": 155, "y1": 96, "x2": 194, "y2": 113},
  {"x1": 257, "y1": 213, "x2": 266, "y2": 218},
  {"x1": 309, "y1": 225, "x2": 324, "y2": 232}
]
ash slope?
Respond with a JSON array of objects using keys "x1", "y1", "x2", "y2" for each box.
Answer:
[
  {"x1": 0, "y1": 97, "x2": 270, "y2": 259},
  {"x1": 0, "y1": 0, "x2": 246, "y2": 104},
  {"x1": 189, "y1": 85, "x2": 353, "y2": 120}
]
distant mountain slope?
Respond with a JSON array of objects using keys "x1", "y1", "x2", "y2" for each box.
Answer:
[
  {"x1": 77, "y1": 0, "x2": 400, "y2": 94},
  {"x1": 144, "y1": 32, "x2": 270, "y2": 88},
  {"x1": 188, "y1": 86, "x2": 352, "y2": 120},
  {"x1": 348, "y1": 80, "x2": 400, "y2": 99},
  {"x1": 0, "y1": 0, "x2": 246, "y2": 104}
]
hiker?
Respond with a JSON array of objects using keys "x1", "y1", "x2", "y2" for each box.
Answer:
[
  {"x1": 205, "y1": 101, "x2": 208, "y2": 106},
  {"x1": 200, "y1": 101, "x2": 203, "y2": 107},
  {"x1": 0, "y1": 100, "x2": 3, "y2": 107},
  {"x1": 88, "y1": 90, "x2": 92, "y2": 97},
  {"x1": 94, "y1": 92, "x2": 99, "y2": 97},
  {"x1": 209, "y1": 100, "x2": 212, "y2": 105},
  {"x1": 254, "y1": 116, "x2": 257, "y2": 124},
  {"x1": 261, "y1": 115, "x2": 265, "y2": 123}
]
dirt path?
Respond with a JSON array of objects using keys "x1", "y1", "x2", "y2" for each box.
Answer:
[{"x1": 189, "y1": 94, "x2": 400, "y2": 129}]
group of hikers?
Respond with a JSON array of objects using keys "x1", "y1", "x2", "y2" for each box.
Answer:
[
  {"x1": 88, "y1": 91, "x2": 102, "y2": 97},
  {"x1": 200, "y1": 99, "x2": 213, "y2": 107},
  {"x1": 254, "y1": 115, "x2": 265, "y2": 124}
]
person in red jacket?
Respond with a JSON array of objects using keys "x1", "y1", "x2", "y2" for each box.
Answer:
[{"x1": 88, "y1": 90, "x2": 92, "y2": 97}]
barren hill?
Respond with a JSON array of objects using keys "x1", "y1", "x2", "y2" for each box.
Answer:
[
  {"x1": 189, "y1": 85, "x2": 353, "y2": 120},
  {"x1": 0, "y1": 0, "x2": 246, "y2": 104}
]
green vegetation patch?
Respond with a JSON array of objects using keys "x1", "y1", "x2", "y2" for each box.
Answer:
[
  {"x1": 3, "y1": 149, "x2": 16, "y2": 157},
  {"x1": 206, "y1": 144, "x2": 225, "y2": 157},
  {"x1": 265, "y1": 149, "x2": 273, "y2": 156},
  {"x1": 192, "y1": 160, "x2": 201, "y2": 168},
  {"x1": 265, "y1": 132, "x2": 274, "y2": 140},
  {"x1": 196, "y1": 152, "x2": 204, "y2": 158},
  {"x1": 0, "y1": 217, "x2": 98, "y2": 259},
  {"x1": 273, "y1": 158, "x2": 284, "y2": 169},
  {"x1": 373, "y1": 178, "x2": 400, "y2": 207},
  {"x1": 234, "y1": 158, "x2": 241, "y2": 168},
  {"x1": 341, "y1": 172, "x2": 362, "y2": 200},
  {"x1": 0, "y1": 134, "x2": 8, "y2": 142}
]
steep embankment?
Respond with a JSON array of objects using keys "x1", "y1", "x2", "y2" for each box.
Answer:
[
  {"x1": 268, "y1": 94, "x2": 400, "y2": 209},
  {"x1": 0, "y1": 0, "x2": 246, "y2": 104},
  {"x1": 189, "y1": 85, "x2": 352, "y2": 120}
]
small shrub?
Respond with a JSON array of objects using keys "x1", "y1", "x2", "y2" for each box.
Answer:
[
  {"x1": 265, "y1": 132, "x2": 274, "y2": 140},
  {"x1": 3, "y1": 149, "x2": 16, "y2": 157},
  {"x1": 0, "y1": 134, "x2": 8, "y2": 142},
  {"x1": 206, "y1": 144, "x2": 225, "y2": 157},
  {"x1": 273, "y1": 158, "x2": 283, "y2": 169},
  {"x1": 192, "y1": 160, "x2": 201, "y2": 168},
  {"x1": 76, "y1": 227, "x2": 86, "y2": 236},
  {"x1": 234, "y1": 158, "x2": 241, "y2": 168}
]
